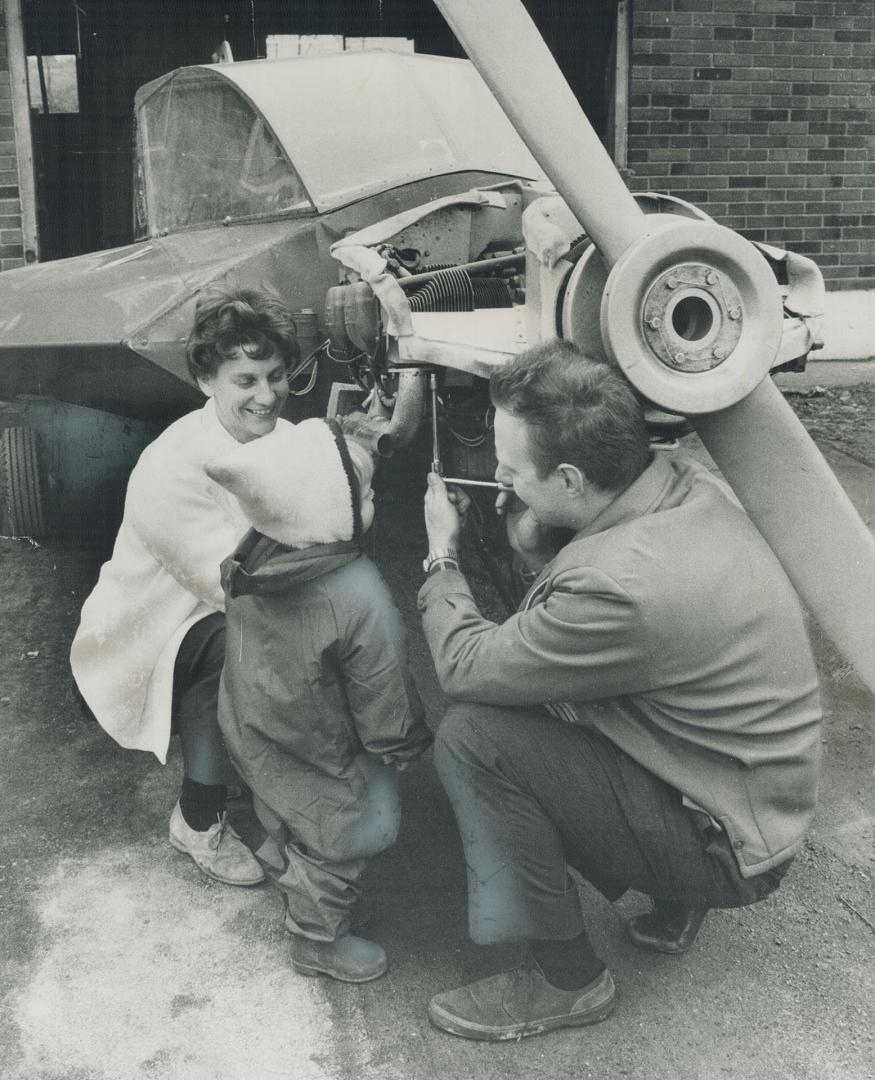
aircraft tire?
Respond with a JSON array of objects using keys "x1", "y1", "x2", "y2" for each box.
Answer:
[{"x1": 1, "y1": 425, "x2": 47, "y2": 539}]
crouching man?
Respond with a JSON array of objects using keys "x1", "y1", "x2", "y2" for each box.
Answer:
[{"x1": 418, "y1": 340, "x2": 821, "y2": 1041}]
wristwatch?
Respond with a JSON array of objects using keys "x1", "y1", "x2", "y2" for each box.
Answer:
[{"x1": 423, "y1": 547, "x2": 460, "y2": 574}]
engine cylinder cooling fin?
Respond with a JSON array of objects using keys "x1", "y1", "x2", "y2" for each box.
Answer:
[
  {"x1": 408, "y1": 267, "x2": 475, "y2": 313},
  {"x1": 472, "y1": 277, "x2": 513, "y2": 308},
  {"x1": 408, "y1": 268, "x2": 514, "y2": 313}
]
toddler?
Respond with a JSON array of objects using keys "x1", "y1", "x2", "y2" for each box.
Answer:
[{"x1": 206, "y1": 417, "x2": 431, "y2": 982}]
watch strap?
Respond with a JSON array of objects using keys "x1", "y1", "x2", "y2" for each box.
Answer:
[
  {"x1": 427, "y1": 557, "x2": 460, "y2": 577},
  {"x1": 423, "y1": 547, "x2": 459, "y2": 573}
]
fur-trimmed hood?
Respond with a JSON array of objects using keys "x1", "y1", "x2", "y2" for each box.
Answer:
[{"x1": 205, "y1": 417, "x2": 364, "y2": 547}]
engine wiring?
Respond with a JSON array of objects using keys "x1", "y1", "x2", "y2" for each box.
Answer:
[
  {"x1": 448, "y1": 426, "x2": 488, "y2": 448},
  {"x1": 285, "y1": 339, "x2": 327, "y2": 396}
]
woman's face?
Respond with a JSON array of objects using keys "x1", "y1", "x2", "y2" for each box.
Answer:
[{"x1": 198, "y1": 347, "x2": 290, "y2": 443}]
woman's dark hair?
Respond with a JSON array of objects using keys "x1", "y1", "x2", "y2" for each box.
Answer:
[
  {"x1": 489, "y1": 339, "x2": 651, "y2": 493},
  {"x1": 186, "y1": 286, "x2": 300, "y2": 382}
]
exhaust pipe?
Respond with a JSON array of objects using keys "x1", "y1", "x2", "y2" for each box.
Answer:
[{"x1": 337, "y1": 368, "x2": 427, "y2": 458}]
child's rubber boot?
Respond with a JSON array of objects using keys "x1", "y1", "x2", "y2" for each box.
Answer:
[{"x1": 290, "y1": 932, "x2": 387, "y2": 983}]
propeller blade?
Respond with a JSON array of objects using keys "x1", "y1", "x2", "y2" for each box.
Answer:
[{"x1": 696, "y1": 379, "x2": 875, "y2": 693}]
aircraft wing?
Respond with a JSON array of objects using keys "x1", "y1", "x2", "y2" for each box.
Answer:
[{"x1": 0, "y1": 220, "x2": 311, "y2": 420}]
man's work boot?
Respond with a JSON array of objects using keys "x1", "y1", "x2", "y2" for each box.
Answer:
[
  {"x1": 169, "y1": 801, "x2": 265, "y2": 886},
  {"x1": 428, "y1": 955, "x2": 615, "y2": 1041},
  {"x1": 625, "y1": 898, "x2": 708, "y2": 954},
  {"x1": 290, "y1": 933, "x2": 387, "y2": 983}
]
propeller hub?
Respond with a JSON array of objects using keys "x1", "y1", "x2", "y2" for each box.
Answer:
[
  {"x1": 642, "y1": 263, "x2": 743, "y2": 373},
  {"x1": 599, "y1": 221, "x2": 784, "y2": 415}
]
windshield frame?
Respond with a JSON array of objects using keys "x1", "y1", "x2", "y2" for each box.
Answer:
[{"x1": 134, "y1": 67, "x2": 316, "y2": 236}]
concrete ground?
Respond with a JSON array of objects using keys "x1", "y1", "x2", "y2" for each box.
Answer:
[{"x1": 1, "y1": 360, "x2": 873, "y2": 1080}]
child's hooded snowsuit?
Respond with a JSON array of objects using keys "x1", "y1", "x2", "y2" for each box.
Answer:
[{"x1": 207, "y1": 417, "x2": 430, "y2": 940}]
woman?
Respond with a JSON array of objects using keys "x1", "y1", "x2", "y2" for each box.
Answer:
[{"x1": 71, "y1": 287, "x2": 299, "y2": 885}]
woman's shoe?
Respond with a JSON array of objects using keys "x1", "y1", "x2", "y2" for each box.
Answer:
[{"x1": 168, "y1": 801, "x2": 265, "y2": 886}]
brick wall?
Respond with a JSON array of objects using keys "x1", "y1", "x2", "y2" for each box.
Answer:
[
  {"x1": 627, "y1": 0, "x2": 875, "y2": 289},
  {"x1": 0, "y1": 0, "x2": 25, "y2": 271}
]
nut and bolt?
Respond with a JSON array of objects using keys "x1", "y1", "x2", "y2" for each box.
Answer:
[
  {"x1": 729, "y1": 307, "x2": 742, "y2": 320},
  {"x1": 647, "y1": 317, "x2": 662, "y2": 330},
  {"x1": 666, "y1": 276, "x2": 679, "y2": 289},
  {"x1": 713, "y1": 346, "x2": 729, "y2": 360},
  {"x1": 674, "y1": 352, "x2": 687, "y2": 364},
  {"x1": 705, "y1": 271, "x2": 718, "y2": 285}
]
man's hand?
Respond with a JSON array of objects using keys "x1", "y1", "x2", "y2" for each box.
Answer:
[
  {"x1": 424, "y1": 472, "x2": 470, "y2": 550},
  {"x1": 496, "y1": 490, "x2": 563, "y2": 573}
]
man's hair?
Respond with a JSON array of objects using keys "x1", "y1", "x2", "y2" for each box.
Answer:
[
  {"x1": 186, "y1": 286, "x2": 301, "y2": 382},
  {"x1": 489, "y1": 340, "x2": 651, "y2": 492}
]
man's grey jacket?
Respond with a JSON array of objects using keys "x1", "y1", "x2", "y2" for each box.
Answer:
[{"x1": 418, "y1": 452, "x2": 822, "y2": 879}]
